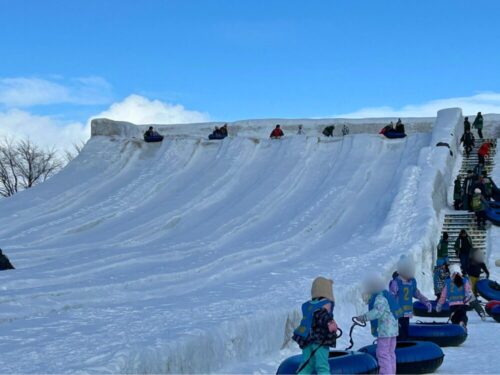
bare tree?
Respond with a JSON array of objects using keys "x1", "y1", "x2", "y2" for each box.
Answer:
[
  {"x1": 0, "y1": 138, "x2": 62, "y2": 197},
  {"x1": 63, "y1": 141, "x2": 86, "y2": 163}
]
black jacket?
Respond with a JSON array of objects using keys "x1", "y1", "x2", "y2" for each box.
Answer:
[{"x1": 468, "y1": 261, "x2": 489, "y2": 278}]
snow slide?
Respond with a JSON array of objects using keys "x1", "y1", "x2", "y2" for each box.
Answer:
[{"x1": 0, "y1": 111, "x2": 460, "y2": 373}]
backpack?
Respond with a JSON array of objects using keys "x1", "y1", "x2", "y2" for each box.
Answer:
[{"x1": 471, "y1": 194, "x2": 483, "y2": 211}]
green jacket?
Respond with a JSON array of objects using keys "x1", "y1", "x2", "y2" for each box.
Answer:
[
  {"x1": 473, "y1": 116, "x2": 484, "y2": 130},
  {"x1": 471, "y1": 193, "x2": 485, "y2": 212},
  {"x1": 437, "y1": 239, "x2": 449, "y2": 258}
]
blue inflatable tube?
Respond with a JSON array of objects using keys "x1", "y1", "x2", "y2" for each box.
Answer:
[
  {"x1": 477, "y1": 279, "x2": 500, "y2": 301},
  {"x1": 359, "y1": 341, "x2": 444, "y2": 374},
  {"x1": 384, "y1": 131, "x2": 407, "y2": 139},
  {"x1": 144, "y1": 135, "x2": 164, "y2": 143},
  {"x1": 276, "y1": 350, "x2": 378, "y2": 374},
  {"x1": 491, "y1": 305, "x2": 500, "y2": 323},
  {"x1": 405, "y1": 322, "x2": 467, "y2": 347},
  {"x1": 485, "y1": 202, "x2": 500, "y2": 225}
]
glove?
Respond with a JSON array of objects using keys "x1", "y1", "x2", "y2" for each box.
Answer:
[
  {"x1": 355, "y1": 315, "x2": 366, "y2": 323},
  {"x1": 426, "y1": 302, "x2": 433, "y2": 313},
  {"x1": 328, "y1": 320, "x2": 338, "y2": 333},
  {"x1": 436, "y1": 304, "x2": 442, "y2": 313}
]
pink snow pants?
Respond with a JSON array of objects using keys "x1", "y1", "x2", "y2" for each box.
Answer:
[{"x1": 376, "y1": 337, "x2": 397, "y2": 375}]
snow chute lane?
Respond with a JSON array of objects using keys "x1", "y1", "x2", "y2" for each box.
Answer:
[{"x1": 0, "y1": 127, "x2": 433, "y2": 373}]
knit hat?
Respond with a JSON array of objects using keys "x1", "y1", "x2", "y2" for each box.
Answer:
[
  {"x1": 397, "y1": 255, "x2": 415, "y2": 279},
  {"x1": 362, "y1": 273, "x2": 386, "y2": 294},
  {"x1": 311, "y1": 276, "x2": 334, "y2": 301},
  {"x1": 449, "y1": 264, "x2": 462, "y2": 276}
]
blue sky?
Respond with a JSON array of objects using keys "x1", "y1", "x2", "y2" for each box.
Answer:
[{"x1": 1, "y1": 0, "x2": 500, "y2": 143}]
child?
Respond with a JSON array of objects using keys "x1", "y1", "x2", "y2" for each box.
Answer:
[
  {"x1": 357, "y1": 274, "x2": 402, "y2": 375},
  {"x1": 389, "y1": 255, "x2": 432, "y2": 339},
  {"x1": 433, "y1": 259, "x2": 450, "y2": 299},
  {"x1": 293, "y1": 277, "x2": 338, "y2": 375},
  {"x1": 437, "y1": 264, "x2": 474, "y2": 329}
]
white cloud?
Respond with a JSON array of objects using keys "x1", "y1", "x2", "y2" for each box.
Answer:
[
  {"x1": 0, "y1": 94, "x2": 209, "y2": 152},
  {"x1": 92, "y1": 94, "x2": 209, "y2": 124},
  {"x1": 0, "y1": 76, "x2": 112, "y2": 107},
  {"x1": 335, "y1": 92, "x2": 500, "y2": 118},
  {"x1": 0, "y1": 109, "x2": 89, "y2": 151}
]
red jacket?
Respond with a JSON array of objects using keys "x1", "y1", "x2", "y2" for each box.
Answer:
[
  {"x1": 478, "y1": 143, "x2": 491, "y2": 157},
  {"x1": 270, "y1": 128, "x2": 284, "y2": 138}
]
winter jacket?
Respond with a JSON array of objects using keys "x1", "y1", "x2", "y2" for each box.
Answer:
[
  {"x1": 473, "y1": 115, "x2": 484, "y2": 130},
  {"x1": 478, "y1": 143, "x2": 491, "y2": 157},
  {"x1": 433, "y1": 265, "x2": 450, "y2": 296},
  {"x1": 454, "y1": 236, "x2": 473, "y2": 258},
  {"x1": 468, "y1": 261, "x2": 490, "y2": 278},
  {"x1": 464, "y1": 119, "x2": 471, "y2": 132},
  {"x1": 270, "y1": 128, "x2": 284, "y2": 138},
  {"x1": 438, "y1": 277, "x2": 473, "y2": 306},
  {"x1": 292, "y1": 302, "x2": 337, "y2": 349},
  {"x1": 220, "y1": 127, "x2": 228, "y2": 137},
  {"x1": 460, "y1": 132, "x2": 475, "y2": 146},
  {"x1": 363, "y1": 293, "x2": 399, "y2": 338},
  {"x1": 379, "y1": 125, "x2": 392, "y2": 135},
  {"x1": 322, "y1": 126, "x2": 335, "y2": 137},
  {"x1": 471, "y1": 193, "x2": 486, "y2": 212},
  {"x1": 0, "y1": 253, "x2": 14, "y2": 270},
  {"x1": 395, "y1": 123, "x2": 405, "y2": 134},
  {"x1": 463, "y1": 177, "x2": 475, "y2": 196},
  {"x1": 482, "y1": 177, "x2": 493, "y2": 197},
  {"x1": 453, "y1": 180, "x2": 462, "y2": 200},
  {"x1": 389, "y1": 276, "x2": 429, "y2": 318},
  {"x1": 437, "y1": 239, "x2": 449, "y2": 258}
]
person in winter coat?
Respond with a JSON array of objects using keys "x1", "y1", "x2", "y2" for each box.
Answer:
[
  {"x1": 462, "y1": 170, "x2": 475, "y2": 210},
  {"x1": 322, "y1": 125, "x2": 335, "y2": 137},
  {"x1": 463, "y1": 117, "x2": 471, "y2": 132},
  {"x1": 220, "y1": 124, "x2": 228, "y2": 138},
  {"x1": 437, "y1": 264, "x2": 474, "y2": 330},
  {"x1": 481, "y1": 171, "x2": 494, "y2": 200},
  {"x1": 453, "y1": 176, "x2": 462, "y2": 210},
  {"x1": 293, "y1": 277, "x2": 338, "y2": 375},
  {"x1": 270, "y1": 125, "x2": 284, "y2": 139},
  {"x1": 454, "y1": 230, "x2": 474, "y2": 274},
  {"x1": 297, "y1": 125, "x2": 305, "y2": 135},
  {"x1": 472, "y1": 112, "x2": 484, "y2": 139},
  {"x1": 0, "y1": 249, "x2": 15, "y2": 270},
  {"x1": 437, "y1": 232, "x2": 449, "y2": 264},
  {"x1": 477, "y1": 142, "x2": 492, "y2": 165},
  {"x1": 471, "y1": 188, "x2": 488, "y2": 230},
  {"x1": 342, "y1": 124, "x2": 350, "y2": 136},
  {"x1": 460, "y1": 130, "x2": 475, "y2": 158},
  {"x1": 379, "y1": 122, "x2": 394, "y2": 135},
  {"x1": 395, "y1": 119, "x2": 405, "y2": 134},
  {"x1": 473, "y1": 162, "x2": 485, "y2": 179},
  {"x1": 468, "y1": 251, "x2": 490, "y2": 297},
  {"x1": 389, "y1": 255, "x2": 432, "y2": 339},
  {"x1": 433, "y1": 260, "x2": 450, "y2": 299},
  {"x1": 144, "y1": 126, "x2": 160, "y2": 138},
  {"x1": 357, "y1": 274, "x2": 401, "y2": 375}
]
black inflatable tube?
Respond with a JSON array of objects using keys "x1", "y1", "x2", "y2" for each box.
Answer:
[
  {"x1": 384, "y1": 131, "x2": 407, "y2": 139},
  {"x1": 144, "y1": 135, "x2": 164, "y2": 143},
  {"x1": 276, "y1": 350, "x2": 378, "y2": 374},
  {"x1": 477, "y1": 279, "x2": 500, "y2": 301},
  {"x1": 404, "y1": 322, "x2": 467, "y2": 347},
  {"x1": 413, "y1": 300, "x2": 472, "y2": 317},
  {"x1": 359, "y1": 341, "x2": 444, "y2": 374}
]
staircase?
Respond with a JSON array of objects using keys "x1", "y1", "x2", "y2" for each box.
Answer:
[
  {"x1": 458, "y1": 138, "x2": 497, "y2": 180},
  {"x1": 442, "y1": 136, "x2": 497, "y2": 265}
]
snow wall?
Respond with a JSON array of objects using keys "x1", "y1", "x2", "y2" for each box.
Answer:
[
  {"x1": 87, "y1": 110, "x2": 462, "y2": 373},
  {"x1": 91, "y1": 116, "x2": 434, "y2": 140}
]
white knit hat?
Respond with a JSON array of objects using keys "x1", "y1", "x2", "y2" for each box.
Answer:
[
  {"x1": 311, "y1": 276, "x2": 334, "y2": 301},
  {"x1": 449, "y1": 264, "x2": 462, "y2": 276},
  {"x1": 474, "y1": 188, "x2": 481, "y2": 194}
]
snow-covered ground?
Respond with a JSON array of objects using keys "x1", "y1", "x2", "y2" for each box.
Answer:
[{"x1": 0, "y1": 110, "x2": 498, "y2": 373}]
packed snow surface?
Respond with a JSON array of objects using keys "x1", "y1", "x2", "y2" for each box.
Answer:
[{"x1": 0, "y1": 112, "x2": 497, "y2": 373}]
